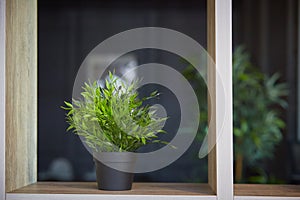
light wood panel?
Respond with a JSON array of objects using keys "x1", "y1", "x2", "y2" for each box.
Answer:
[
  {"x1": 0, "y1": 0, "x2": 6, "y2": 198},
  {"x1": 5, "y1": 0, "x2": 37, "y2": 192},
  {"x1": 207, "y1": 0, "x2": 217, "y2": 193}
]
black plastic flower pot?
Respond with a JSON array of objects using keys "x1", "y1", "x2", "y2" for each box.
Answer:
[{"x1": 93, "y1": 152, "x2": 135, "y2": 191}]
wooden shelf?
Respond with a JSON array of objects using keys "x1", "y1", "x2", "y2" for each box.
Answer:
[
  {"x1": 8, "y1": 182, "x2": 215, "y2": 196},
  {"x1": 6, "y1": 182, "x2": 300, "y2": 200},
  {"x1": 234, "y1": 184, "x2": 300, "y2": 197},
  {"x1": 6, "y1": 182, "x2": 216, "y2": 200}
]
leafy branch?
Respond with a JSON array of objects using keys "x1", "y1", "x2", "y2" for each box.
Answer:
[{"x1": 62, "y1": 72, "x2": 168, "y2": 152}]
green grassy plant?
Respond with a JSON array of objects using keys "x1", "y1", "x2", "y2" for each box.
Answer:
[{"x1": 62, "y1": 72, "x2": 168, "y2": 152}]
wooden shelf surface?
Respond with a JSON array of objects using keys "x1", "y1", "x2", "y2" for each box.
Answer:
[
  {"x1": 9, "y1": 182, "x2": 215, "y2": 196},
  {"x1": 234, "y1": 184, "x2": 300, "y2": 197},
  {"x1": 8, "y1": 182, "x2": 300, "y2": 198}
]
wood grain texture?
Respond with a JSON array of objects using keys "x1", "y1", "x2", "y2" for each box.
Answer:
[
  {"x1": 6, "y1": 194, "x2": 217, "y2": 200},
  {"x1": 207, "y1": 0, "x2": 217, "y2": 194},
  {"x1": 0, "y1": 0, "x2": 6, "y2": 198},
  {"x1": 6, "y1": 183, "x2": 300, "y2": 199},
  {"x1": 234, "y1": 184, "x2": 300, "y2": 197},
  {"x1": 9, "y1": 182, "x2": 215, "y2": 196},
  {"x1": 5, "y1": 0, "x2": 37, "y2": 192}
]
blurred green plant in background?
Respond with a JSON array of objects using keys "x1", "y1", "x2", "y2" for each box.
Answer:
[
  {"x1": 183, "y1": 46, "x2": 288, "y2": 183},
  {"x1": 233, "y1": 46, "x2": 288, "y2": 183}
]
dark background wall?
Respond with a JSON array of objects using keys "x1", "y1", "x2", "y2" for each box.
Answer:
[
  {"x1": 38, "y1": 0, "x2": 208, "y2": 182},
  {"x1": 38, "y1": 0, "x2": 299, "y2": 183}
]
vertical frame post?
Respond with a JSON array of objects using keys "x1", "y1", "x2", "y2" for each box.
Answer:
[
  {"x1": 207, "y1": 0, "x2": 217, "y2": 193},
  {"x1": 0, "y1": 0, "x2": 6, "y2": 198},
  {"x1": 207, "y1": 0, "x2": 233, "y2": 199},
  {"x1": 5, "y1": 0, "x2": 37, "y2": 192}
]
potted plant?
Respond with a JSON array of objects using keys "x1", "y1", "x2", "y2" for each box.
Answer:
[{"x1": 62, "y1": 72, "x2": 167, "y2": 190}]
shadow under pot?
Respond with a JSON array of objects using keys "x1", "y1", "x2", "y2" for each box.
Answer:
[{"x1": 93, "y1": 152, "x2": 136, "y2": 191}]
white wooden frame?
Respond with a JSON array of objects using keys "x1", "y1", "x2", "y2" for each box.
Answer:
[
  {"x1": 215, "y1": 0, "x2": 233, "y2": 198},
  {"x1": 8, "y1": 0, "x2": 299, "y2": 199}
]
